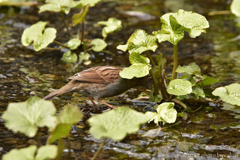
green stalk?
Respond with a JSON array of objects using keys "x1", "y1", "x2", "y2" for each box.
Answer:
[
  {"x1": 80, "y1": 21, "x2": 85, "y2": 44},
  {"x1": 149, "y1": 69, "x2": 159, "y2": 96},
  {"x1": 60, "y1": 12, "x2": 74, "y2": 39},
  {"x1": 172, "y1": 44, "x2": 178, "y2": 80},
  {"x1": 146, "y1": 51, "x2": 158, "y2": 95},
  {"x1": 91, "y1": 138, "x2": 107, "y2": 160},
  {"x1": 146, "y1": 51, "x2": 156, "y2": 68}
]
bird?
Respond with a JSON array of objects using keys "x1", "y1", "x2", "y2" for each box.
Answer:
[{"x1": 43, "y1": 66, "x2": 148, "y2": 108}]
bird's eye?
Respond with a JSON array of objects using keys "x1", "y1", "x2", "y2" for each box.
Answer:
[{"x1": 75, "y1": 73, "x2": 79, "y2": 76}]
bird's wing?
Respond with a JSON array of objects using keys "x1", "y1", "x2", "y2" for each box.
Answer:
[{"x1": 68, "y1": 66, "x2": 123, "y2": 84}]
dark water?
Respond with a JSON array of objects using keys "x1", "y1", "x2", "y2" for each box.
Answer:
[{"x1": 1, "y1": 0, "x2": 240, "y2": 159}]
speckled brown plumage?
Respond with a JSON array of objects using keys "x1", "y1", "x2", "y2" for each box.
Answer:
[{"x1": 43, "y1": 66, "x2": 147, "y2": 108}]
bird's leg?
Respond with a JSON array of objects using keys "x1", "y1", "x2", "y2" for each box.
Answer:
[
  {"x1": 98, "y1": 100, "x2": 116, "y2": 109},
  {"x1": 88, "y1": 96, "x2": 98, "y2": 107},
  {"x1": 87, "y1": 96, "x2": 116, "y2": 108}
]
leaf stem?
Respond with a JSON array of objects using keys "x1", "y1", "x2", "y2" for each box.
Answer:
[
  {"x1": 80, "y1": 21, "x2": 85, "y2": 44},
  {"x1": 146, "y1": 51, "x2": 156, "y2": 68},
  {"x1": 67, "y1": 136, "x2": 71, "y2": 159},
  {"x1": 54, "y1": 40, "x2": 69, "y2": 48},
  {"x1": 60, "y1": 12, "x2": 74, "y2": 39},
  {"x1": 172, "y1": 98, "x2": 187, "y2": 109},
  {"x1": 149, "y1": 69, "x2": 159, "y2": 96},
  {"x1": 91, "y1": 138, "x2": 107, "y2": 160},
  {"x1": 146, "y1": 51, "x2": 159, "y2": 96},
  {"x1": 172, "y1": 44, "x2": 178, "y2": 80}
]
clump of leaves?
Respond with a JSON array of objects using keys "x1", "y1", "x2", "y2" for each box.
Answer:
[
  {"x1": 1, "y1": 96, "x2": 83, "y2": 160},
  {"x1": 21, "y1": 0, "x2": 122, "y2": 63}
]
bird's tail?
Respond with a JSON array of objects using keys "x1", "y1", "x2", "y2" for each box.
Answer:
[{"x1": 43, "y1": 80, "x2": 76, "y2": 100}]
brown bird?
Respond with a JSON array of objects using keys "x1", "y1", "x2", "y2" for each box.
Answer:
[{"x1": 43, "y1": 66, "x2": 148, "y2": 108}]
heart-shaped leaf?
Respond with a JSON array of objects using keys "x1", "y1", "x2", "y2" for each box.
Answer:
[
  {"x1": 91, "y1": 38, "x2": 107, "y2": 52},
  {"x1": 21, "y1": 21, "x2": 56, "y2": 51},
  {"x1": 98, "y1": 17, "x2": 122, "y2": 38},
  {"x1": 62, "y1": 51, "x2": 78, "y2": 63},
  {"x1": 2, "y1": 96, "x2": 57, "y2": 138},
  {"x1": 117, "y1": 29, "x2": 158, "y2": 54},
  {"x1": 79, "y1": 52, "x2": 90, "y2": 61},
  {"x1": 66, "y1": 38, "x2": 81, "y2": 50}
]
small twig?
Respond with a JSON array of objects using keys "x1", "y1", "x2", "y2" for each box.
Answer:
[
  {"x1": 91, "y1": 138, "x2": 107, "y2": 160},
  {"x1": 208, "y1": 10, "x2": 231, "y2": 16},
  {"x1": 191, "y1": 105, "x2": 202, "y2": 113},
  {"x1": 60, "y1": 12, "x2": 74, "y2": 39}
]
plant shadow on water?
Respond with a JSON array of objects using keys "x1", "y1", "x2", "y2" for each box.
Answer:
[{"x1": 0, "y1": 0, "x2": 240, "y2": 159}]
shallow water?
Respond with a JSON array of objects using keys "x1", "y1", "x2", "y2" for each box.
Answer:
[{"x1": 1, "y1": 0, "x2": 240, "y2": 159}]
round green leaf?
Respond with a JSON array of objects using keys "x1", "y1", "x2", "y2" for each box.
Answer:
[
  {"x1": 91, "y1": 38, "x2": 107, "y2": 52},
  {"x1": 76, "y1": 0, "x2": 101, "y2": 7},
  {"x1": 39, "y1": 0, "x2": 79, "y2": 13},
  {"x1": 120, "y1": 52, "x2": 150, "y2": 79},
  {"x1": 200, "y1": 75, "x2": 219, "y2": 86},
  {"x1": 57, "y1": 104, "x2": 83, "y2": 124},
  {"x1": 231, "y1": 0, "x2": 240, "y2": 17},
  {"x1": 120, "y1": 64, "x2": 149, "y2": 79},
  {"x1": 212, "y1": 83, "x2": 240, "y2": 106},
  {"x1": 154, "y1": 9, "x2": 209, "y2": 45},
  {"x1": 2, "y1": 145, "x2": 58, "y2": 160},
  {"x1": 98, "y1": 17, "x2": 122, "y2": 38},
  {"x1": 66, "y1": 38, "x2": 81, "y2": 50},
  {"x1": 1, "y1": 96, "x2": 57, "y2": 137},
  {"x1": 88, "y1": 107, "x2": 151, "y2": 140},
  {"x1": 117, "y1": 29, "x2": 158, "y2": 54},
  {"x1": 192, "y1": 86, "x2": 205, "y2": 100},
  {"x1": 176, "y1": 62, "x2": 201, "y2": 75},
  {"x1": 156, "y1": 102, "x2": 177, "y2": 123},
  {"x1": 167, "y1": 79, "x2": 192, "y2": 96},
  {"x1": 21, "y1": 21, "x2": 56, "y2": 51},
  {"x1": 62, "y1": 51, "x2": 78, "y2": 63},
  {"x1": 79, "y1": 52, "x2": 90, "y2": 61},
  {"x1": 39, "y1": 3, "x2": 62, "y2": 13},
  {"x1": 35, "y1": 145, "x2": 58, "y2": 160},
  {"x1": 2, "y1": 145, "x2": 37, "y2": 160}
]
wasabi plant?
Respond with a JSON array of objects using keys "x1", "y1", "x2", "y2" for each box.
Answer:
[
  {"x1": 2, "y1": 96, "x2": 83, "y2": 160},
  {"x1": 21, "y1": 0, "x2": 122, "y2": 63},
  {"x1": 117, "y1": 9, "x2": 240, "y2": 125}
]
